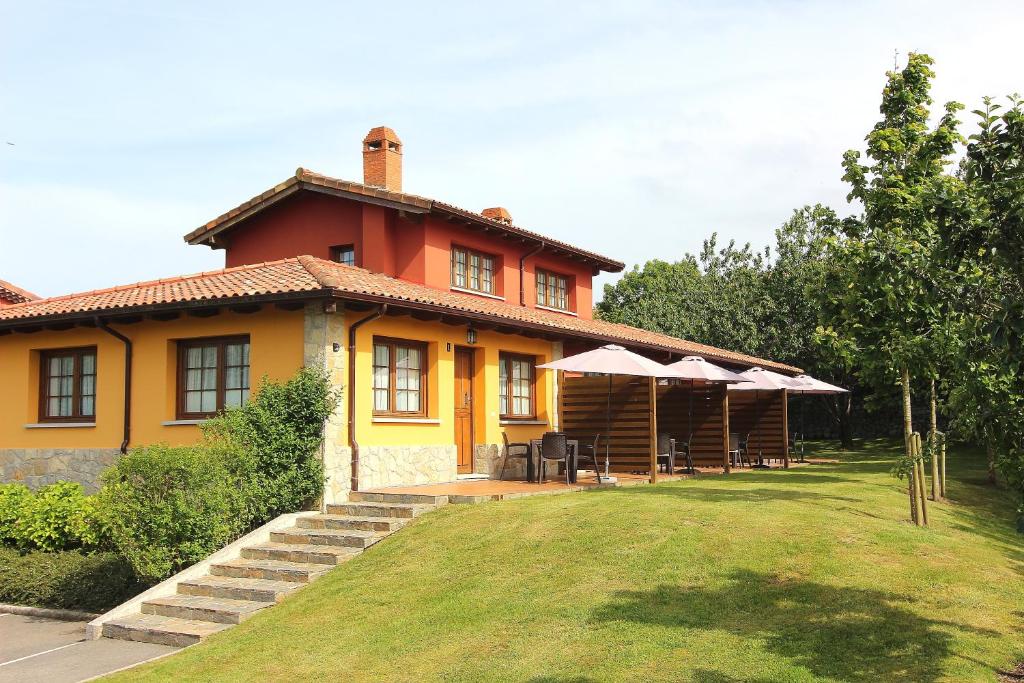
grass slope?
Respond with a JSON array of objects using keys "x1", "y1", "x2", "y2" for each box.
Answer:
[{"x1": 110, "y1": 440, "x2": 1023, "y2": 682}]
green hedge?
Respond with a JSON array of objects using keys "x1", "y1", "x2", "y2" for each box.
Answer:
[{"x1": 0, "y1": 547, "x2": 145, "y2": 613}]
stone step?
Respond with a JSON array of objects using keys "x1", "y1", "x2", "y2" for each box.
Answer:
[
  {"x1": 210, "y1": 557, "x2": 332, "y2": 583},
  {"x1": 242, "y1": 542, "x2": 362, "y2": 565},
  {"x1": 178, "y1": 574, "x2": 302, "y2": 603},
  {"x1": 326, "y1": 501, "x2": 435, "y2": 519},
  {"x1": 349, "y1": 491, "x2": 449, "y2": 506},
  {"x1": 141, "y1": 594, "x2": 272, "y2": 625},
  {"x1": 102, "y1": 613, "x2": 231, "y2": 647},
  {"x1": 270, "y1": 527, "x2": 381, "y2": 549},
  {"x1": 297, "y1": 514, "x2": 408, "y2": 533}
]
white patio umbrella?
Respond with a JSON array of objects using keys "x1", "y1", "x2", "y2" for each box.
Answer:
[
  {"x1": 788, "y1": 374, "x2": 849, "y2": 462},
  {"x1": 728, "y1": 367, "x2": 802, "y2": 468},
  {"x1": 538, "y1": 344, "x2": 689, "y2": 481},
  {"x1": 665, "y1": 356, "x2": 750, "y2": 472}
]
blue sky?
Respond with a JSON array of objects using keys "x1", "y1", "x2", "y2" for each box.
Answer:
[{"x1": 2, "y1": 0, "x2": 1022, "y2": 299}]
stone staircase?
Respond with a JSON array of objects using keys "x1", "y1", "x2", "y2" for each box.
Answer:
[{"x1": 100, "y1": 491, "x2": 446, "y2": 647}]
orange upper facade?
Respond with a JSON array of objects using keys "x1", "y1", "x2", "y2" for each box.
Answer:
[{"x1": 184, "y1": 128, "x2": 624, "y2": 320}]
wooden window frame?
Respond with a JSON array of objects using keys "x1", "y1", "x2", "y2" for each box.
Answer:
[
  {"x1": 330, "y1": 244, "x2": 357, "y2": 267},
  {"x1": 498, "y1": 352, "x2": 536, "y2": 420},
  {"x1": 372, "y1": 336, "x2": 429, "y2": 418},
  {"x1": 450, "y1": 245, "x2": 497, "y2": 295},
  {"x1": 536, "y1": 268, "x2": 570, "y2": 311},
  {"x1": 175, "y1": 335, "x2": 251, "y2": 420},
  {"x1": 38, "y1": 346, "x2": 97, "y2": 423}
]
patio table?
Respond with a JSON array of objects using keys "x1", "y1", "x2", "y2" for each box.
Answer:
[{"x1": 530, "y1": 438, "x2": 580, "y2": 483}]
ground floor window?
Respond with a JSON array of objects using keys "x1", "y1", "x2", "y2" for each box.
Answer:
[
  {"x1": 373, "y1": 337, "x2": 427, "y2": 416},
  {"x1": 177, "y1": 336, "x2": 250, "y2": 419},
  {"x1": 499, "y1": 352, "x2": 535, "y2": 419},
  {"x1": 40, "y1": 347, "x2": 96, "y2": 422}
]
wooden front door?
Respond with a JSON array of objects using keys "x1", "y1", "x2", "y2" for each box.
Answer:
[{"x1": 454, "y1": 347, "x2": 475, "y2": 474}]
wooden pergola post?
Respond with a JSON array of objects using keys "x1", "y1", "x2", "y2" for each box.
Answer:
[
  {"x1": 649, "y1": 376, "x2": 658, "y2": 484},
  {"x1": 782, "y1": 388, "x2": 790, "y2": 469},
  {"x1": 721, "y1": 385, "x2": 731, "y2": 474}
]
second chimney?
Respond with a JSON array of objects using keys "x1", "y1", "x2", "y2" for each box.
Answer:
[
  {"x1": 362, "y1": 126, "x2": 402, "y2": 191},
  {"x1": 482, "y1": 207, "x2": 513, "y2": 224}
]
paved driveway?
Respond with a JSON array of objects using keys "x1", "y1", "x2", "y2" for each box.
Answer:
[{"x1": 0, "y1": 613, "x2": 178, "y2": 682}]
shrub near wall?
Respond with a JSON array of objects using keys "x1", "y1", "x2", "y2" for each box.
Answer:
[
  {"x1": 99, "y1": 444, "x2": 250, "y2": 584},
  {"x1": 100, "y1": 367, "x2": 338, "y2": 584},
  {"x1": 0, "y1": 482, "x2": 106, "y2": 552}
]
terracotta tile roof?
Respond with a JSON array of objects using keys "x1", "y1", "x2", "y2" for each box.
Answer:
[
  {"x1": 183, "y1": 168, "x2": 625, "y2": 272},
  {"x1": 0, "y1": 278, "x2": 39, "y2": 304},
  {"x1": 0, "y1": 260, "x2": 321, "y2": 321},
  {"x1": 0, "y1": 257, "x2": 800, "y2": 374}
]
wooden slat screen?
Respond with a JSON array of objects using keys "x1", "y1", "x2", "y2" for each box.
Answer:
[
  {"x1": 559, "y1": 375, "x2": 654, "y2": 473},
  {"x1": 727, "y1": 391, "x2": 786, "y2": 459},
  {"x1": 655, "y1": 382, "x2": 728, "y2": 466}
]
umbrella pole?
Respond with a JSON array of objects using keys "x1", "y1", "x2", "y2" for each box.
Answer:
[
  {"x1": 799, "y1": 393, "x2": 807, "y2": 463},
  {"x1": 605, "y1": 374, "x2": 611, "y2": 478}
]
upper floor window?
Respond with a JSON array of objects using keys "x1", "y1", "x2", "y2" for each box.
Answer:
[
  {"x1": 372, "y1": 337, "x2": 427, "y2": 417},
  {"x1": 40, "y1": 347, "x2": 96, "y2": 422},
  {"x1": 330, "y1": 244, "x2": 356, "y2": 267},
  {"x1": 177, "y1": 336, "x2": 250, "y2": 419},
  {"x1": 536, "y1": 269, "x2": 569, "y2": 311},
  {"x1": 451, "y1": 246, "x2": 495, "y2": 295},
  {"x1": 499, "y1": 352, "x2": 535, "y2": 419}
]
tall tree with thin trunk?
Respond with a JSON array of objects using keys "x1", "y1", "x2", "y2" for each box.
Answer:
[{"x1": 817, "y1": 53, "x2": 963, "y2": 524}]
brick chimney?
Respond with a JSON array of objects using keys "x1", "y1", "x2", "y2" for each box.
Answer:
[
  {"x1": 482, "y1": 207, "x2": 512, "y2": 224},
  {"x1": 362, "y1": 126, "x2": 402, "y2": 191}
]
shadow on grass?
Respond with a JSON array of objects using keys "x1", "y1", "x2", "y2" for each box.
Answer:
[{"x1": 591, "y1": 569, "x2": 998, "y2": 682}]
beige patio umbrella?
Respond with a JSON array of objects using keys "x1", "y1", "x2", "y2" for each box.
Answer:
[
  {"x1": 728, "y1": 367, "x2": 802, "y2": 468},
  {"x1": 788, "y1": 374, "x2": 849, "y2": 461},
  {"x1": 665, "y1": 356, "x2": 750, "y2": 472},
  {"x1": 538, "y1": 344, "x2": 690, "y2": 482}
]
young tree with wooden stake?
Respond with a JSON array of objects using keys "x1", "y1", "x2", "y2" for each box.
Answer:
[{"x1": 817, "y1": 53, "x2": 962, "y2": 525}]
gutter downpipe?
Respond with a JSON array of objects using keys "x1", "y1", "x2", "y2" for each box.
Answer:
[
  {"x1": 96, "y1": 318, "x2": 132, "y2": 454},
  {"x1": 519, "y1": 240, "x2": 545, "y2": 306},
  {"x1": 348, "y1": 304, "x2": 387, "y2": 492}
]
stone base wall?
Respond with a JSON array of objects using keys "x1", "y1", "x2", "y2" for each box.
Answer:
[
  {"x1": 358, "y1": 445, "x2": 457, "y2": 490},
  {"x1": 323, "y1": 445, "x2": 353, "y2": 506},
  {"x1": 0, "y1": 448, "x2": 121, "y2": 492},
  {"x1": 474, "y1": 443, "x2": 533, "y2": 480}
]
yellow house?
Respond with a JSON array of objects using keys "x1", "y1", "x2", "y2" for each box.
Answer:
[{"x1": 0, "y1": 127, "x2": 796, "y2": 503}]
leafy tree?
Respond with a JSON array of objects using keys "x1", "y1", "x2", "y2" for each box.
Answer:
[
  {"x1": 817, "y1": 53, "x2": 963, "y2": 525},
  {"x1": 939, "y1": 95, "x2": 1024, "y2": 524}
]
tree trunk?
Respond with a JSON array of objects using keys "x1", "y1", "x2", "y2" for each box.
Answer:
[
  {"x1": 901, "y1": 367, "x2": 921, "y2": 525},
  {"x1": 915, "y1": 433, "x2": 928, "y2": 526},
  {"x1": 986, "y1": 440, "x2": 998, "y2": 486},
  {"x1": 838, "y1": 393, "x2": 854, "y2": 450},
  {"x1": 939, "y1": 439, "x2": 946, "y2": 499},
  {"x1": 929, "y1": 378, "x2": 941, "y2": 501}
]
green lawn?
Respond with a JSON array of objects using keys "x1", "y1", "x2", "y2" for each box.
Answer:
[{"x1": 110, "y1": 440, "x2": 1023, "y2": 682}]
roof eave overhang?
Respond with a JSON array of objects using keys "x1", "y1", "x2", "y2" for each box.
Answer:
[
  {"x1": 184, "y1": 182, "x2": 432, "y2": 247},
  {"x1": 324, "y1": 290, "x2": 800, "y2": 375}
]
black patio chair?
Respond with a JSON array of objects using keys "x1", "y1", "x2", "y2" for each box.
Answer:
[
  {"x1": 539, "y1": 431, "x2": 571, "y2": 485},
  {"x1": 657, "y1": 433, "x2": 676, "y2": 474},
  {"x1": 574, "y1": 434, "x2": 602, "y2": 484},
  {"x1": 499, "y1": 431, "x2": 533, "y2": 481},
  {"x1": 677, "y1": 436, "x2": 697, "y2": 475}
]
